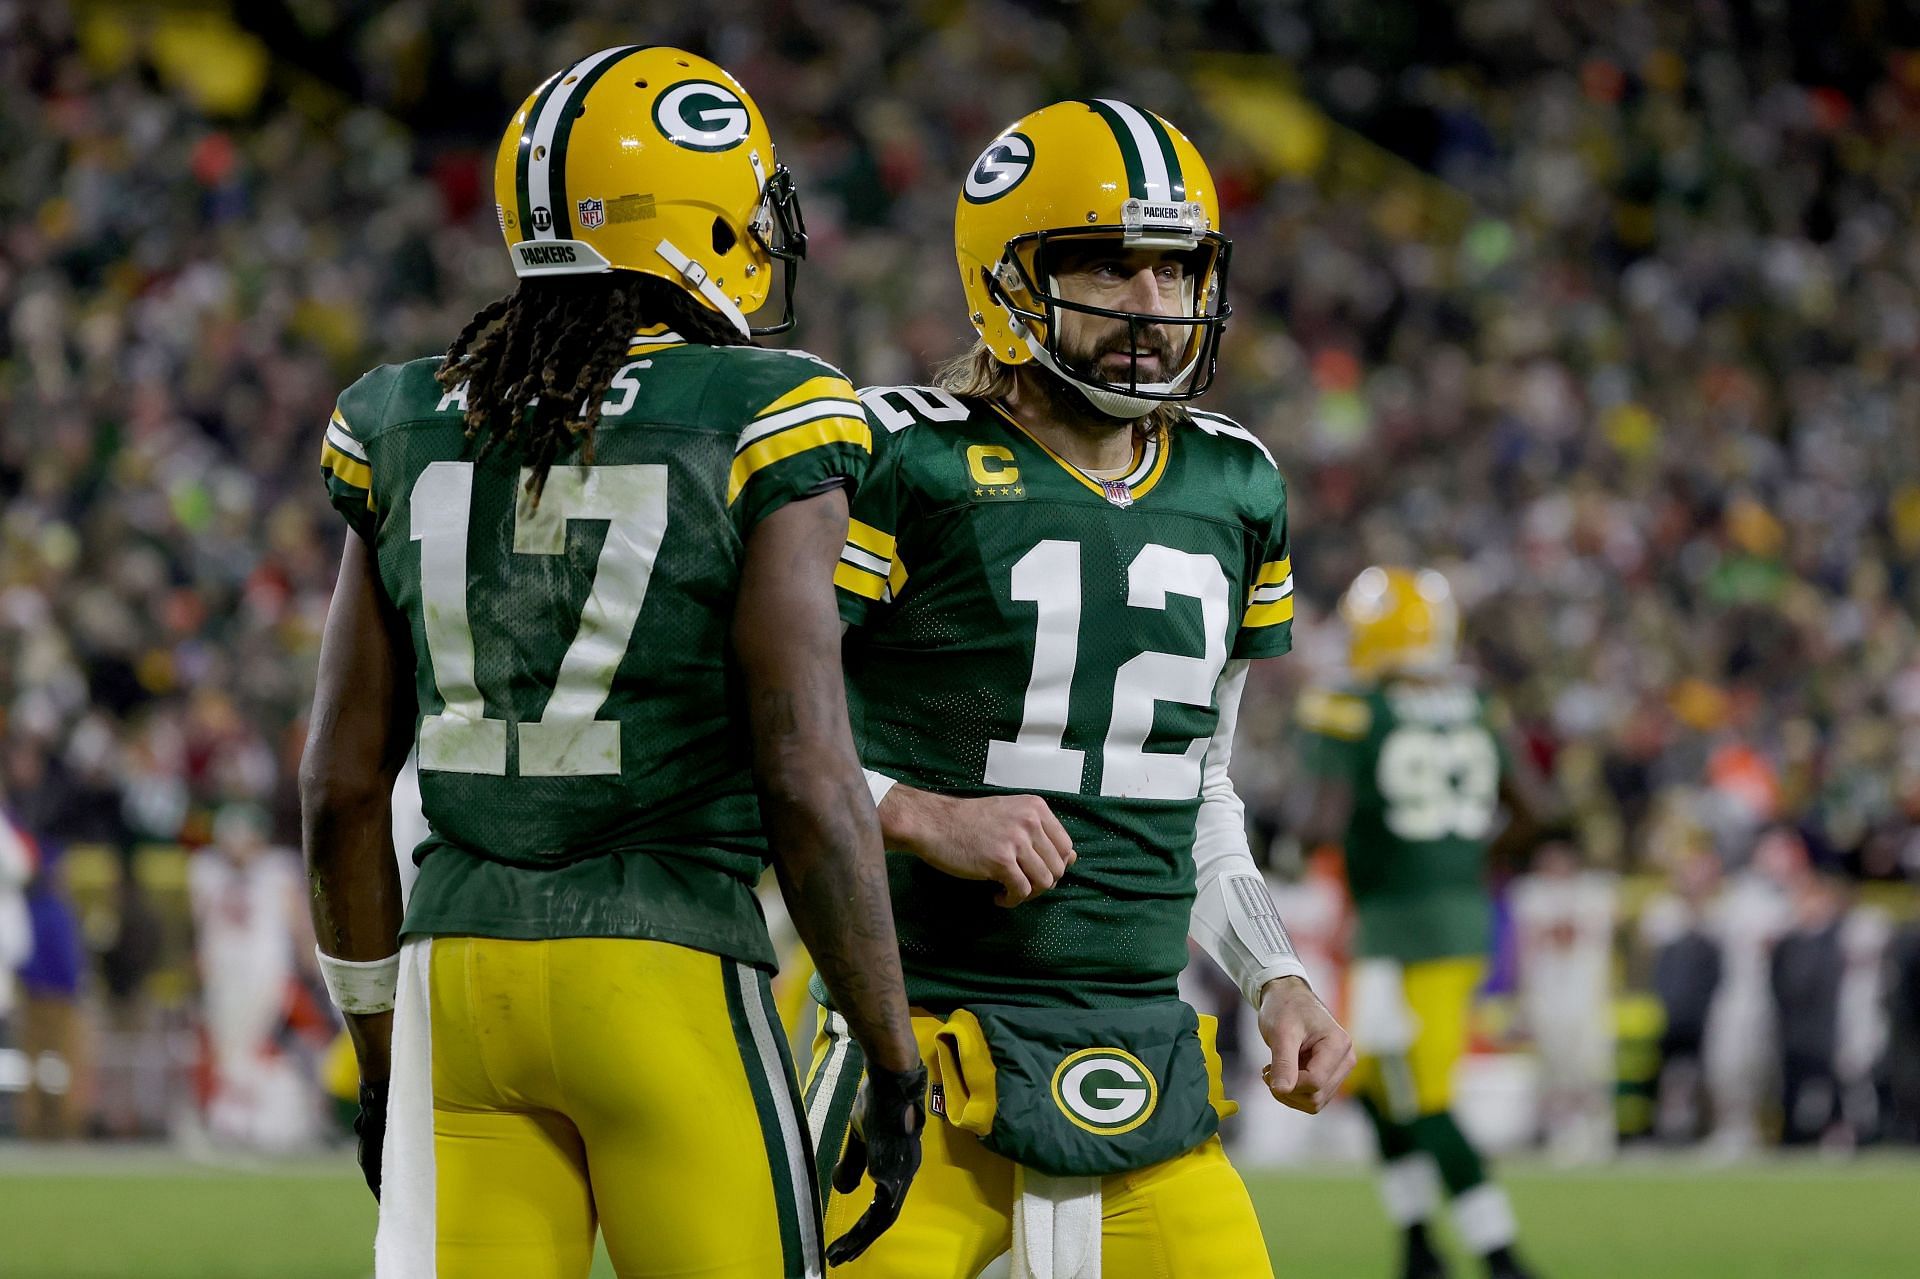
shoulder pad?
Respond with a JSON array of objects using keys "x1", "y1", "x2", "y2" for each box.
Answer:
[
  {"x1": 1297, "y1": 688, "x2": 1372, "y2": 740},
  {"x1": 857, "y1": 384, "x2": 976, "y2": 434},
  {"x1": 1187, "y1": 409, "x2": 1277, "y2": 468}
]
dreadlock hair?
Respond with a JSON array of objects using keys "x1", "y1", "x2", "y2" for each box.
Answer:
[{"x1": 436, "y1": 273, "x2": 751, "y2": 504}]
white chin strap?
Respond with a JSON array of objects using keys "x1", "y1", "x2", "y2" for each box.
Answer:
[
  {"x1": 1016, "y1": 281, "x2": 1205, "y2": 419},
  {"x1": 656, "y1": 239, "x2": 752, "y2": 338}
]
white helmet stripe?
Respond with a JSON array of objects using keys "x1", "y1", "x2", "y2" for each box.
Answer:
[
  {"x1": 1094, "y1": 99, "x2": 1172, "y2": 201},
  {"x1": 525, "y1": 45, "x2": 637, "y2": 241}
]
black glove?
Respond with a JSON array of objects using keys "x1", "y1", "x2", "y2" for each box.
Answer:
[
  {"x1": 355, "y1": 1079, "x2": 390, "y2": 1201},
  {"x1": 825, "y1": 1061, "x2": 928, "y2": 1266}
]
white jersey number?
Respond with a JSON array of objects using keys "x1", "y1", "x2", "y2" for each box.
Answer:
[
  {"x1": 410, "y1": 462, "x2": 670, "y2": 777},
  {"x1": 985, "y1": 541, "x2": 1230, "y2": 801},
  {"x1": 1375, "y1": 725, "x2": 1499, "y2": 841}
]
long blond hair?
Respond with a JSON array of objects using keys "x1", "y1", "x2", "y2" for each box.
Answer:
[{"x1": 934, "y1": 340, "x2": 1190, "y2": 438}]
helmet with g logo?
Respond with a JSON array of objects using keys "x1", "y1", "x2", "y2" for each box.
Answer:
[
  {"x1": 954, "y1": 100, "x2": 1232, "y2": 417},
  {"x1": 492, "y1": 46, "x2": 806, "y2": 335}
]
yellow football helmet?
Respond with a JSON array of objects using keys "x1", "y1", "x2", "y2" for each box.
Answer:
[
  {"x1": 954, "y1": 100, "x2": 1232, "y2": 417},
  {"x1": 1340, "y1": 567, "x2": 1461, "y2": 677},
  {"x1": 491, "y1": 46, "x2": 806, "y2": 335}
]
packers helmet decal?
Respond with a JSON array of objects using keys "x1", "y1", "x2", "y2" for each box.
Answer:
[
  {"x1": 954, "y1": 99, "x2": 1232, "y2": 418},
  {"x1": 652, "y1": 80, "x2": 753, "y2": 152},
  {"x1": 493, "y1": 46, "x2": 807, "y2": 334},
  {"x1": 963, "y1": 133, "x2": 1034, "y2": 203}
]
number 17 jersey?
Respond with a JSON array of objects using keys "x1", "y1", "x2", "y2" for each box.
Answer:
[
  {"x1": 835, "y1": 387, "x2": 1295, "y2": 1010},
  {"x1": 318, "y1": 336, "x2": 870, "y2": 968}
]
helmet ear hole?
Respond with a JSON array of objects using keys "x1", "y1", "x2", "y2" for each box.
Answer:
[{"x1": 712, "y1": 217, "x2": 737, "y2": 256}]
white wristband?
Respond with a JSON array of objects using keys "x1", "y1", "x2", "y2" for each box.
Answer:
[
  {"x1": 863, "y1": 767, "x2": 899, "y2": 808},
  {"x1": 316, "y1": 947, "x2": 400, "y2": 1015}
]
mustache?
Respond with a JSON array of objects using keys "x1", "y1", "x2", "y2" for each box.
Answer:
[{"x1": 1064, "y1": 329, "x2": 1178, "y2": 379}]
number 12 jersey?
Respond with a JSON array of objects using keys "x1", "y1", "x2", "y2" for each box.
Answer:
[{"x1": 835, "y1": 386, "x2": 1295, "y2": 1010}]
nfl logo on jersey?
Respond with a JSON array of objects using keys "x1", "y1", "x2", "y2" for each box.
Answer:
[{"x1": 576, "y1": 197, "x2": 606, "y2": 230}]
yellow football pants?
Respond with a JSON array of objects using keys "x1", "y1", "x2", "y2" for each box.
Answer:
[
  {"x1": 1348, "y1": 956, "x2": 1487, "y2": 1119},
  {"x1": 807, "y1": 1010, "x2": 1275, "y2": 1279},
  {"x1": 377, "y1": 937, "x2": 820, "y2": 1279}
]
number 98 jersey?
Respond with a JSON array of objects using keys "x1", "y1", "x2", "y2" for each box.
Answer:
[
  {"x1": 318, "y1": 337, "x2": 870, "y2": 967},
  {"x1": 1296, "y1": 679, "x2": 1511, "y2": 964},
  {"x1": 835, "y1": 385, "x2": 1294, "y2": 1010}
]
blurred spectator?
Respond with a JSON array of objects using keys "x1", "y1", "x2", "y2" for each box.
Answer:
[
  {"x1": 1701, "y1": 831, "x2": 1795, "y2": 1154},
  {"x1": 186, "y1": 801, "x2": 315, "y2": 1150},
  {"x1": 1510, "y1": 843, "x2": 1616, "y2": 1161},
  {"x1": 1887, "y1": 918, "x2": 1920, "y2": 1144},
  {"x1": 0, "y1": 800, "x2": 35, "y2": 1066},
  {"x1": 1770, "y1": 869, "x2": 1847, "y2": 1145},
  {"x1": 16, "y1": 847, "x2": 86, "y2": 1139},
  {"x1": 1639, "y1": 852, "x2": 1726, "y2": 1144}
]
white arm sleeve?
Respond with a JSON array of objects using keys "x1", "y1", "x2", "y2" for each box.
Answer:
[
  {"x1": 862, "y1": 767, "x2": 899, "y2": 808},
  {"x1": 1189, "y1": 659, "x2": 1311, "y2": 1006}
]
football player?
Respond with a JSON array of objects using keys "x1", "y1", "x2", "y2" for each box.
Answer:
[
  {"x1": 1296, "y1": 567, "x2": 1555, "y2": 1279},
  {"x1": 807, "y1": 100, "x2": 1354, "y2": 1277},
  {"x1": 300, "y1": 48, "x2": 923, "y2": 1279}
]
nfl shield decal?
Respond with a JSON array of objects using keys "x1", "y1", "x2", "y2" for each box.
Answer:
[{"x1": 576, "y1": 197, "x2": 606, "y2": 230}]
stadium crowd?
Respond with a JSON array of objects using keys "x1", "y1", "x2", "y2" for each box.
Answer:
[{"x1": 0, "y1": 0, "x2": 1916, "y2": 1149}]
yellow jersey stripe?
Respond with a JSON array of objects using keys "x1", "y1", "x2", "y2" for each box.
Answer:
[
  {"x1": 727, "y1": 417, "x2": 872, "y2": 505},
  {"x1": 1132, "y1": 424, "x2": 1171, "y2": 497},
  {"x1": 847, "y1": 519, "x2": 896, "y2": 558},
  {"x1": 1255, "y1": 557, "x2": 1293, "y2": 587},
  {"x1": 756, "y1": 375, "x2": 859, "y2": 420},
  {"x1": 1242, "y1": 595, "x2": 1295, "y2": 628},
  {"x1": 888, "y1": 555, "x2": 908, "y2": 598},
  {"x1": 321, "y1": 442, "x2": 373, "y2": 491},
  {"x1": 834, "y1": 561, "x2": 888, "y2": 600}
]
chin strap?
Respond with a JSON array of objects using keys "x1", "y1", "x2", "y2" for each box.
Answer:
[{"x1": 656, "y1": 238, "x2": 752, "y2": 337}]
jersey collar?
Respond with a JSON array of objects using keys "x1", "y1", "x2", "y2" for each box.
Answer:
[{"x1": 987, "y1": 402, "x2": 1171, "y2": 506}]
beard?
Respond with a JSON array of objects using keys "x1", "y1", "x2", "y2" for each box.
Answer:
[{"x1": 1057, "y1": 323, "x2": 1180, "y2": 388}]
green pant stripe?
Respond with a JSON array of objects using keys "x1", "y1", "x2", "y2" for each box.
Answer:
[
  {"x1": 807, "y1": 1018, "x2": 866, "y2": 1196},
  {"x1": 723, "y1": 961, "x2": 822, "y2": 1277}
]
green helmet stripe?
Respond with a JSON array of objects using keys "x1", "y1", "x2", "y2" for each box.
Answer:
[
  {"x1": 515, "y1": 69, "x2": 569, "y2": 238},
  {"x1": 1139, "y1": 110, "x2": 1186, "y2": 202},
  {"x1": 546, "y1": 45, "x2": 645, "y2": 239},
  {"x1": 1083, "y1": 99, "x2": 1149, "y2": 200}
]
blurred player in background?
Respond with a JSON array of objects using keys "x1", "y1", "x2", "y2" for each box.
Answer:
[
  {"x1": 188, "y1": 801, "x2": 315, "y2": 1150},
  {"x1": 809, "y1": 100, "x2": 1352, "y2": 1277},
  {"x1": 300, "y1": 47, "x2": 922, "y2": 1279},
  {"x1": 1509, "y1": 842, "x2": 1617, "y2": 1162},
  {"x1": 1297, "y1": 567, "x2": 1558, "y2": 1279}
]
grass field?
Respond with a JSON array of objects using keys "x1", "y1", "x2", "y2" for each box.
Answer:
[{"x1": 5, "y1": 1146, "x2": 1919, "y2": 1278}]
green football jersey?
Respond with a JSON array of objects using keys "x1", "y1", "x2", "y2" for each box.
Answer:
[
  {"x1": 833, "y1": 386, "x2": 1295, "y2": 1010},
  {"x1": 1296, "y1": 678, "x2": 1509, "y2": 963},
  {"x1": 319, "y1": 333, "x2": 870, "y2": 968}
]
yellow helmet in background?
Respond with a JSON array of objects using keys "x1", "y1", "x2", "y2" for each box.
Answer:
[
  {"x1": 1341, "y1": 567, "x2": 1461, "y2": 677},
  {"x1": 491, "y1": 46, "x2": 806, "y2": 335},
  {"x1": 954, "y1": 99, "x2": 1232, "y2": 418}
]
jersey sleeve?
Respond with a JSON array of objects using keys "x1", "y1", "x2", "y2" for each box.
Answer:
[
  {"x1": 320, "y1": 372, "x2": 385, "y2": 542},
  {"x1": 833, "y1": 404, "x2": 906, "y2": 627},
  {"x1": 1296, "y1": 687, "x2": 1371, "y2": 779},
  {"x1": 727, "y1": 366, "x2": 872, "y2": 536},
  {"x1": 1234, "y1": 472, "x2": 1295, "y2": 659}
]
